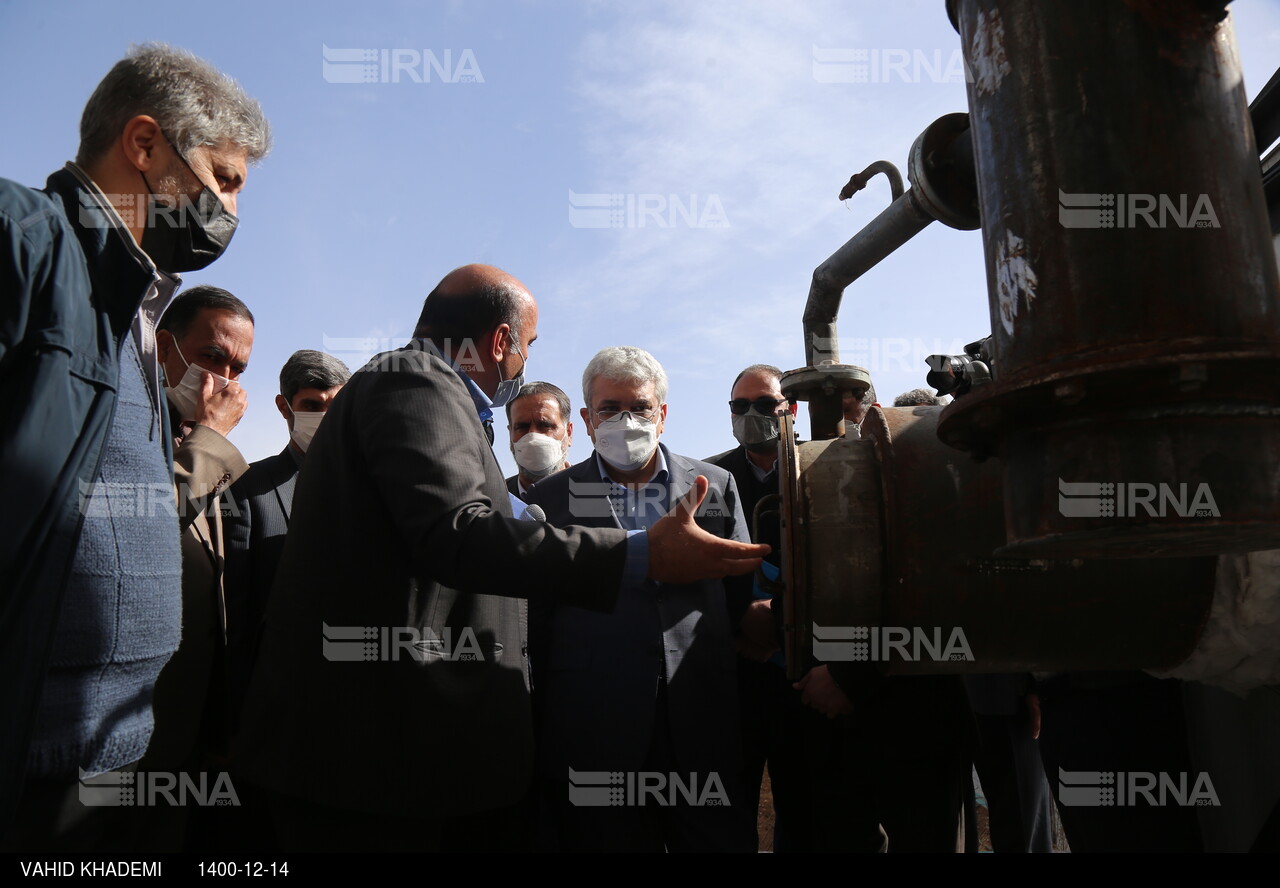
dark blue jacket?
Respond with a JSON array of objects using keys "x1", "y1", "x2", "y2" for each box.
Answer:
[
  {"x1": 525, "y1": 447, "x2": 748, "y2": 777},
  {"x1": 0, "y1": 167, "x2": 170, "y2": 825}
]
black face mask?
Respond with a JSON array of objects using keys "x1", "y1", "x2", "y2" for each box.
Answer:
[{"x1": 138, "y1": 137, "x2": 238, "y2": 272}]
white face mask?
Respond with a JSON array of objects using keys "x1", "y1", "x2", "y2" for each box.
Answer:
[
  {"x1": 512, "y1": 432, "x2": 567, "y2": 481},
  {"x1": 593, "y1": 412, "x2": 659, "y2": 473},
  {"x1": 288, "y1": 406, "x2": 325, "y2": 453},
  {"x1": 164, "y1": 343, "x2": 231, "y2": 421}
]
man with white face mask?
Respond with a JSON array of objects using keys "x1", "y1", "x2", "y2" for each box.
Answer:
[
  {"x1": 524, "y1": 346, "x2": 759, "y2": 852},
  {"x1": 505, "y1": 381, "x2": 574, "y2": 500},
  {"x1": 224, "y1": 351, "x2": 350, "y2": 729},
  {"x1": 139, "y1": 285, "x2": 255, "y2": 849}
]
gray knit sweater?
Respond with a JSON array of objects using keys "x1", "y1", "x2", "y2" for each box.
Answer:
[{"x1": 26, "y1": 335, "x2": 183, "y2": 778}]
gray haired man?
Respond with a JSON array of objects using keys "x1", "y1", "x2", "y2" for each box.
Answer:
[
  {"x1": 525, "y1": 346, "x2": 763, "y2": 851},
  {"x1": 0, "y1": 44, "x2": 269, "y2": 849}
]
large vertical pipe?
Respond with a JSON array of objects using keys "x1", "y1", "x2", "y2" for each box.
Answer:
[{"x1": 939, "y1": 0, "x2": 1280, "y2": 557}]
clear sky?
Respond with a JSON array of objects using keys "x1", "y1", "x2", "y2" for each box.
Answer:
[{"x1": 3, "y1": 0, "x2": 1278, "y2": 475}]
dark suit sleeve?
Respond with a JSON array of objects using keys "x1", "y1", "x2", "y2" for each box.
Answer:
[
  {"x1": 720, "y1": 471, "x2": 755, "y2": 632},
  {"x1": 355, "y1": 356, "x2": 628, "y2": 613},
  {"x1": 222, "y1": 477, "x2": 254, "y2": 654}
]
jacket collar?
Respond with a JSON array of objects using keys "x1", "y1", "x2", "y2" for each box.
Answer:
[
  {"x1": 576, "y1": 443, "x2": 697, "y2": 503},
  {"x1": 43, "y1": 164, "x2": 174, "y2": 340}
]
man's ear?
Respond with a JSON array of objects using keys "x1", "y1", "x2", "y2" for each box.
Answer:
[
  {"x1": 487, "y1": 324, "x2": 510, "y2": 364},
  {"x1": 275, "y1": 394, "x2": 291, "y2": 424},
  {"x1": 156, "y1": 328, "x2": 175, "y2": 364},
  {"x1": 120, "y1": 115, "x2": 163, "y2": 174},
  {"x1": 565, "y1": 421, "x2": 573, "y2": 447}
]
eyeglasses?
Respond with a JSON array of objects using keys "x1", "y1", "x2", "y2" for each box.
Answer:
[
  {"x1": 729, "y1": 397, "x2": 786, "y2": 416},
  {"x1": 590, "y1": 407, "x2": 660, "y2": 424}
]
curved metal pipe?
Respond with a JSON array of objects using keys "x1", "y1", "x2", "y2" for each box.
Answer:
[
  {"x1": 839, "y1": 160, "x2": 905, "y2": 202},
  {"x1": 803, "y1": 189, "x2": 935, "y2": 368}
]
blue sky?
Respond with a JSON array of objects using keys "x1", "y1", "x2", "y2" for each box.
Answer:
[{"x1": 3, "y1": 0, "x2": 1278, "y2": 475}]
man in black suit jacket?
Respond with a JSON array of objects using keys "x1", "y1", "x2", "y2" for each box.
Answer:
[
  {"x1": 526, "y1": 346, "x2": 758, "y2": 852},
  {"x1": 223, "y1": 349, "x2": 351, "y2": 731},
  {"x1": 504, "y1": 381, "x2": 573, "y2": 501},
  {"x1": 705, "y1": 363, "x2": 811, "y2": 851},
  {"x1": 234, "y1": 266, "x2": 767, "y2": 852}
]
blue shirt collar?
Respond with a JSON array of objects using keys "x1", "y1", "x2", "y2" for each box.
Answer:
[{"x1": 424, "y1": 340, "x2": 493, "y2": 424}]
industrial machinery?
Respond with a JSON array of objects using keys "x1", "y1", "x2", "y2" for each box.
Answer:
[{"x1": 775, "y1": 0, "x2": 1280, "y2": 683}]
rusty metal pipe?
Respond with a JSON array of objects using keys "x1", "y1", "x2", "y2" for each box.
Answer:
[
  {"x1": 941, "y1": 0, "x2": 1280, "y2": 558},
  {"x1": 783, "y1": 407, "x2": 1219, "y2": 677},
  {"x1": 803, "y1": 189, "x2": 935, "y2": 370}
]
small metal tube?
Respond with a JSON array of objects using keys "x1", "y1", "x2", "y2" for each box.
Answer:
[{"x1": 803, "y1": 190, "x2": 935, "y2": 367}]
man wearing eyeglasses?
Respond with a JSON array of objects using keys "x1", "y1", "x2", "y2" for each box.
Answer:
[
  {"x1": 705, "y1": 365, "x2": 813, "y2": 851},
  {"x1": 525, "y1": 346, "x2": 760, "y2": 852},
  {"x1": 706, "y1": 365, "x2": 796, "y2": 541}
]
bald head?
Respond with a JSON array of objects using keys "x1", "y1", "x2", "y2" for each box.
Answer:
[
  {"x1": 413, "y1": 264, "x2": 538, "y2": 400},
  {"x1": 436, "y1": 263, "x2": 525, "y2": 298},
  {"x1": 414, "y1": 264, "x2": 533, "y2": 345}
]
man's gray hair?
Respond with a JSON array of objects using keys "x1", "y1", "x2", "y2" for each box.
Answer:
[
  {"x1": 893, "y1": 388, "x2": 945, "y2": 407},
  {"x1": 506, "y1": 381, "x2": 571, "y2": 423},
  {"x1": 280, "y1": 350, "x2": 352, "y2": 404},
  {"x1": 77, "y1": 44, "x2": 271, "y2": 166},
  {"x1": 582, "y1": 346, "x2": 668, "y2": 408}
]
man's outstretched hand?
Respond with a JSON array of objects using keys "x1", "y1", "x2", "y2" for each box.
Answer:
[{"x1": 647, "y1": 475, "x2": 769, "y2": 584}]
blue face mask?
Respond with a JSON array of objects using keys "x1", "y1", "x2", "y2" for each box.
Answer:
[{"x1": 490, "y1": 340, "x2": 527, "y2": 408}]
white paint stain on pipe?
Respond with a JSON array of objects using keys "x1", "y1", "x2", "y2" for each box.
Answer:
[
  {"x1": 970, "y1": 7, "x2": 1011, "y2": 96},
  {"x1": 995, "y1": 229, "x2": 1037, "y2": 336}
]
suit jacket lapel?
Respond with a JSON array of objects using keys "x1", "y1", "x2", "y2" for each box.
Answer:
[
  {"x1": 271, "y1": 447, "x2": 299, "y2": 525},
  {"x1": 664, "y1": 446, "x2": 698, "y2": 513}
]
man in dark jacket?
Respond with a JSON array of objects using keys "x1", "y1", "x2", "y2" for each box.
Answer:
[
  {"x1": 705, "y1": 363, "x2": 809, "y2": 850},
  {"x1": 236, "y1": 267, "x2": 768, "y2": 852},
  {"x1": 224, "y1": 349, "x2": 351, "y2": 732},
  {"x1": 528, "y1": 347, "x2": 758, "y2": 852},
  {"x1": 0, "y1": 44, "x2": 269, "y2": 849}
]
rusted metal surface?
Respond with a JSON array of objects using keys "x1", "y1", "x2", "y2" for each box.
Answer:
[
  {"x1": 785, "y1": 406, "x2": 1218, "y2": 675},
  {"x1": 776, "y1": 412, "x2": 806, "y2": 681},
  {"x1": 939, "y1": 0, "x2": 1280, "y2": 558},
  {"x1": 780, "y1": 364, "x2": 871, "y2": 441}
]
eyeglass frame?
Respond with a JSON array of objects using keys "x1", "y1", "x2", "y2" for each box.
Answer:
[
  {"x1": 728, "y1": 396, "x2": 788, "y2": 416},
  {"x1": 587, "y1": 406, "x2": 662, "y2": 425}
]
